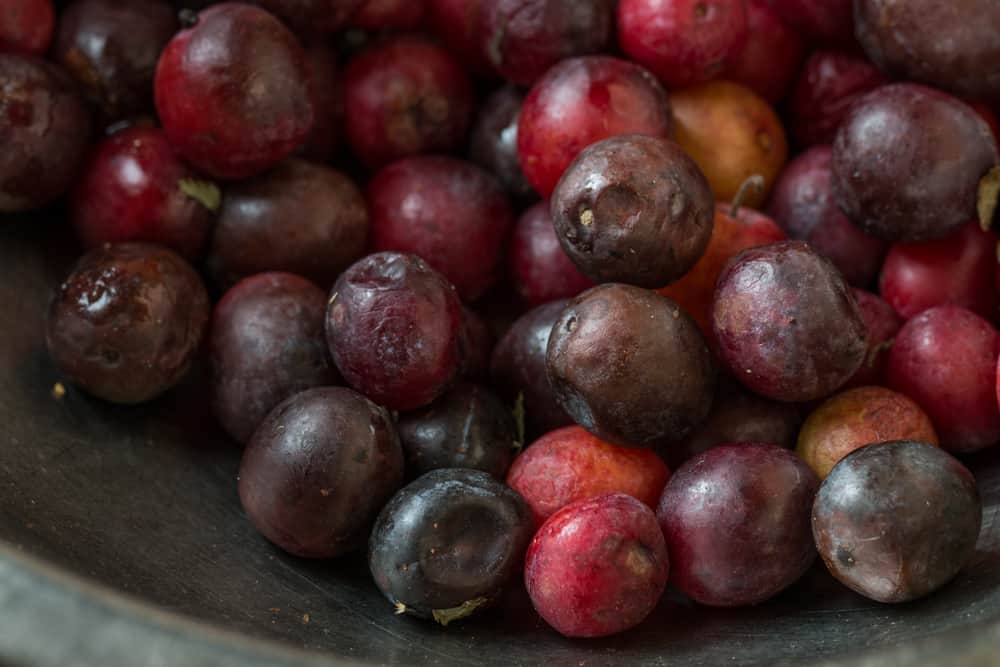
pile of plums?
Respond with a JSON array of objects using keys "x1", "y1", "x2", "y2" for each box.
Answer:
[{"x1": 4, "y1": 0, "x2": 998, "y2": 640}]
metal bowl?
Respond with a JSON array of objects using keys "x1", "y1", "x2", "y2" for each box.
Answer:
[{"x1": 1, "y1": 219, "x2": 998, "y2": 667}]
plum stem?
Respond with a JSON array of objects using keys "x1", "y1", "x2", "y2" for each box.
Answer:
[
  {"x1": 431, "y1": 598, "x2": 489, "y2": 626},
  {"x1": 978, "y1": 167, "x2": 1000, "y2": 232},
  {"x1": 729, "y1": 175, "x2": 765, "y2": 217}
]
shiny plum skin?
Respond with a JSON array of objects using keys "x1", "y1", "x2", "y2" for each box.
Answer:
[
  {"x1": 844, "y1": 289, "x2": 902, "y2": 389},
  {"x1": 0, "y1": 0, "x2": 54, "y2": 56},
  {"x1": 46, "y1": 243, "x2": 210, "y2": 405},
  {"x1": 617, "y1": 0, "x2": 748, "y2": 89},
  {"x1": 788, "y1": 50, "x2": 889, "y2": 148},
  {"x1": 467, "y1": 86, "x2": 534, "y2": 202},
  {"x1": 768, "y1": 0, "x2": 854, "y2": 45},
  {"x1": 0, "y1": 54, "x2": 92, "y2": 212},
  {"x1": 369, "y1": 468, "x2": 534, "y2": 620},
  {"x1": 550, "y1": 134, "x2": 715, "y2": 288},
  {"x1": 367, "y1": 156, "x2": 514, "y2": 302},
  {"x1": 508, "y1": 426, "x2": 670, "y2": 524},
  {"x1": 53, "y1": 0, "x2": 177, "y2": 122},
  {"x1": 489, "y1": 300, "x2": 574, "y2": 439},
  {"x1": 855, "y1": 0, "x2": 1000, "y2": 100},
  {"x1": 343, "y1": 36, "x2": 473, "y2": 170},
  {"x1": 481, "y1": 0, "x2": 614, "y2": 87},
  {"x1": 887, "y1": 306, "x2": 1000, "y2": 454},
  {"x1": 525, "y1": 493, "x2": 669, "y2": 638},
  {"x1": 547, "y1": 284, "x2": 715, "y2": 448},
  {"x1": 723, "y1": 0, "x2": 804, "y2": 105},
  {"x1": 508, "y1": 201, "x2": 593, "y2": 307},
  {"x1": 797, "y1": 387, "x2": 938, "y2": 480},
  {"x1": 660, "y1": 203, "x2": 785, "y2": 338},
  {"x1": 669, "y1": 80, "x2": 788, "y2": 209},
  {"x1": 712, "y1": 241, "x2": 867, "y2": 403},
  {"x1": 208, "y1": 159, "x2": 368, "y2": 290},
  {"x1": 667, "y1": 384, "x2": 803, "y2": 468},
  {"x1": 209, "y1": 273, "x2": 340, "y2": 445},
  {"x1": 71, "y1": 127, "x2": 214, "y2": 261},
  {"x1": 298, "y1": 42, "x2": 342, "y2": 163},
  {"x1": 831, "y1": 84, "x2": 999, "y2": 243},
  {"x1": 326, "y1": 252, "x2": 463, "y2": 412},
  {"x1": 249, "y1": 0, "x2": 364, "y2": 34},
  {"x1": 154, "y1": 4, "x2": 314, "y2": 180},
  {"x1": 425, "y1": 0, "x2": 491, "y2": 74},
  {"x1": 879, "y1": 222, "x2": 998, "y2": 321},
  {"x1": 812, "y1": 440, "x2": 982, "y2": 603},
  {"x1": 397, "y1": 383, "x2": 515, "y2": 479},
  {"x1": 768, "y1": 146, "x2": 887, "y2": 287},
  {"x1": 239, "y1": 387, "x2": 403, "y2": 559},
  {"x1": 517, "y1": 56, "x2": 673, "y2": 198},
  {"x1": 657, "y1": 443, "x2": 819, "y2": 607},
  {"x1": 349, "y1": 0, "x2": 425, "y2": 30}
]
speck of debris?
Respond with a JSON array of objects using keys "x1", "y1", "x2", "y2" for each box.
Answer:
[
  {"x1": 302, "y1": 614, "x2": 311, "y2": 624},
  {"x1": 51, "y1": 382, "x2": 66, "y2": 400},
  {"x1": 269, "y1": 607, "x2": 281, "y2": 613}
]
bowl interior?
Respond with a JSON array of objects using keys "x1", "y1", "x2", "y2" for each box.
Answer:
[{"x1": 1, "y1": 219, "x2": 999, "y2": 667}]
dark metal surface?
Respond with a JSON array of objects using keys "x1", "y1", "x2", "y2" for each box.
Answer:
[{"x1": 1, "y1": 217, "x2": 999, "y2": 666}]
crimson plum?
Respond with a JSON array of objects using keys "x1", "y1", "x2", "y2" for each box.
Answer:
[
  {"x1": 657, "y1": 443, "x2": 819, "y2": 606},
  {"x1": 349, "y1": 0, "x2": 425, "y2": 30},
  {"x1": 525, "y1": 493, "x2": 668, "y2": 638},
  {"x1": 844, "y1": 289, "x2": 902, "y2": 389},
  {"x1": 723, "y1": 0, "x2": 803, "y2": 105},
  {"x1": 239, "y1": 387, "x2": 403, "y2": 558},
  {"x1": 298, "y1": 42, "x2": 342, "y2": 163},
  {"x1": 769, "y1": 0, "x2": 854, "y2": 45},
  {"x1": 0, "y1": 0, "x2": 53, "y2": 56},
  {"x1": 517, "y1": 56, "x2": 673, "y2": 198},
  {"x1": 367, "y1": 156, "x2": 513, "y2": 302},
  {"x1": 425, "y1": 0, "x2": 491, "y2": 74},
  {"x1": 712, "y1": 241, "x2": 867, "y2": 402},
  {"x1": 326, "y1": 252, "x2": 463, "y2": 411},
  {"x1": 508, "y1": 201, "x2": 593, "y2": 307}
]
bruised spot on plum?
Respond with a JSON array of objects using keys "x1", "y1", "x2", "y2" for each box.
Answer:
[{"x1": 623, "y1": 543, "x2": 656, "y2": 578}]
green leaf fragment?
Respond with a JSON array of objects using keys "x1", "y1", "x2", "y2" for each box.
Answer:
[
  {"x1": 431, "y1": 597, "x2": 490, "y2": 627},
  {"x1": 978, "y1": 167, "x2": 1000, "y2": 232},
  {"x1": 179, "y1": 178, "x2": 222, "y2": 213},
  {"x1": 512, "y1": 392, "x2": 525, "y2": 453}
]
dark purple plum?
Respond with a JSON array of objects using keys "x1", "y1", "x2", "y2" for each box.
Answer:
[
  {"x1": 397, "y1": 383, "x2": 515, "y2": 479},
  {"x1": 368, "y1": 468, "x2": 534, "y2": 622},
  {"x1": 209, "y1": 273, "x2": 340, "y2": 445},
  {"x1": 239, "y1": 387, "x2": 403, "y2": 558},
  {"x1": 249, "y1": 0, "x2": 365, "y2": 34},
  {"x1": 458, "y1": 307, "x2": 494, "y2": 381},
  {"x1": 547, "y1": 284, "x2": 715, "y2": 448},
  {"x1": 813, "y1": 440, "x2": 981, "y2": 603},
  {"x1": 326, "y1": 252, "x2": 463, "y2": 412},
  {"x1": 468, "y1": 86, "x2": 534, "y2": 202},
  {"x1": 46, "y1": 243, "x2": 209, "y2": 404},
  {"x1": 712, "y1": 241, "x2": 867, "y2": 402},
  {"x1": 657, "y1": 443, "x2": 819, "y2": 607}
]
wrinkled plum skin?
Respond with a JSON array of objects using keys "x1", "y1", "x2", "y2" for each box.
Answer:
[
  {"x1": 666, "y1": 385, "x2": 803, "y2": 468},
  {"x1": 369, "y1": 468, "x2": 534, "y2": 618},
  {"x1": 326, "y1": 253, "x2": 463, "y2": 412},
  {"x1": 712, "y1": 241, "x2": 867, "y2": 402},
  {"x1": 507, "y1": 426, "x2": 670, "y2": 524},
  {"x1": 46, "y1": 243, "x2": 210, "y2": 405},
  {"x1": 209, "y1": 273, "x2": 340, "y2": 445},
  {"x1": 551, "y1": 135, "x2": 715, "y2": 288},
  {"x1": 0, "y1": 54, "x2": 92, "y2": 212},
  {"x1": 208, "y1": 159, "x2": 369, "y2": 290},
  {"x1": 888, "y1": 306, "x2": 1000, "y2": 454},
  {"x1": 343, "y1": 36, "x2": 474, "y2": 170},
  {"x1": 831, "y1": 84, "x2": 999, "y2": 243},
  {"x1": 368, "y1": 157, "x2": 514, "y2": 302},
  {"x1": 0, "y1": 0, "x2": 54, "y2": 56},
  {"x1": 468, "y1": 86, "x2": 534, "y2": 202},
  {"x1": 879, "y1": 222, "x2": 999, "y2": 321},
  {"x1": 249, "y1": 0, "x2": 365, "y2": 34},
  {"x1": 517, "y1": 56, "x2": 673, "y2": 198},
  {"x1": 481, "y1": 0, "x2": 614, "y2": 87},
  {"x1": 239, "y1": 387, "x2": 403, "y2": 559},
  {"x1": 490, "y1": 301, "x2": 574, "y2": 439},
  {"x1": 855, "y1": 0, "x2": 1000, "y2": 100},
  {"x1": 72, "y1": 127, "x2": 214, "y2": 261},
  {"x1": 768, "y1": 146, "x2": 886, "y2": 288},
  {"x1": 844, "y1": 289, "x2": 902, "y2": 389},
  {"x1": 724, "y1": 0, "x2": 804, "y2": 105},
  {"x1": 54, "y1": 0, "x2": 178, "y2": 122},
  {"x1": 547, "y1": 284, "x2": 715, "y2": 448},
  {"x1": 617, "y1": 0, "x2": 748, "y2": 89},
  {"x1": 657, "y1": 443, "x2": 819, "y2": 607},
  {"x1": 812, "y1": 441, "x2": 982, "y2": 603},
  {"x1": 788, "y1": 50, "x2": 889, "y2": 148},
  {"x1": 508, "y1": 202, "x2": 593, "y2": 307},
  {"x1": 797, "y1": 387, "x2": 938, "y2": 480},
  {"x1": 525, "y1": 493, "x2": 669, "y2": 638},
  {"x1": 397, "y1": 383, "x2": 515, "y2": 480},
  {"x1": 154, "y1": 4, "x2": 314, "y2": 181},
  {"x1": 768, "y1": 0, "x2": 854, "y2": 45}
]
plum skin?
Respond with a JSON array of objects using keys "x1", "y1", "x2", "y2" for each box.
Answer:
[{"x1": 812, "y1": 440, "x2": 982, "y2": 603}]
